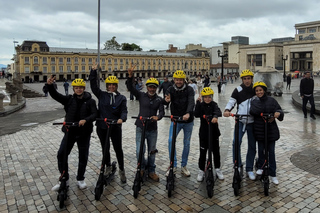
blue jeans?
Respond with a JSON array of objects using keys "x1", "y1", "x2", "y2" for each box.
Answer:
[
  {"x1": 136, "y1": 127, "x2": 158, "y2": 173},
  {"x1": 257, "y1": 141, "x2": 276, "y2": 177},
  {"x1": 232, "y1": 122, "x2": 256, "y2": 172},
  {"x1": 168, "y1": 121, "x2": 194, "y2": 168}
]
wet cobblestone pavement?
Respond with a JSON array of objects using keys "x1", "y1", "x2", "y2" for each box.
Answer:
[{"x1": 1, "y1": 78, "x2": 320, "y2": 212}]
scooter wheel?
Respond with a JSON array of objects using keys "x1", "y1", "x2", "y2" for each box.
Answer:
[
  {"x1": 133, "y1": 186, "x2": 139, "y2": 198},
  {"x1": 233, "y1": 183, "x2": 240, "y2": 196},
  {"x1": 264, "y1": 182, "x2": 269, "y2": 196},
  {"x1": 58, "y1": 191, "x2": 66, "y2": 208},
  {"x1": 94, "y1": 185, "x2": 103, "y2": 201},
  {"x1": 207, "y1": 185, "x2": 213, "y2": 198}
]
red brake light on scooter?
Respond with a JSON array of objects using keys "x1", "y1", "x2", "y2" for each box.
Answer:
[
  {"x1": 104, "y1": 118, "x2": 107, "y2": 122},
  {"x1": 139, "y1": 116, "x2": 143, "y2": 120}
]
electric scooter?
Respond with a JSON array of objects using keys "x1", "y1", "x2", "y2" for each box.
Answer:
[
  {"x1": 259, "y1": 113, "x2": 274, "y2": 196},
  {"x1": 230, "y1": 114, "x2": 250, "y2": 196},
  {"x1": 94, "y1": 118, "x2": 118, "y2": 201},
  {"x1": 164, "y1": 115, "x2": 184, "y2": 197},
  {"x1": 52, "y1": 121, "x2": 79, "y2": 209},
  {"x1": 131, "y1": 116, "x2": 154, "y2": 198},
  {"x1": 203, "y1": 115, "x2": 215, "y2": 198}
]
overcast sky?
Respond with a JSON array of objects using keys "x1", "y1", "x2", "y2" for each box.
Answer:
[{"x1": 1, "y1": 0, "x2": 320, "y2": 66}]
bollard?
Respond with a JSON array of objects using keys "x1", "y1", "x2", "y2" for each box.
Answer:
[
  {"x1": 9, "y1": 92, "x2": 18, "y2": 106},
  {"x1": 0, "y1": 93, "x2": 5, "y2": 111}
]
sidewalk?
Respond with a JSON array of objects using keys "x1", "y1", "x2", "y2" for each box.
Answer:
[{"x1": 0, "y1": 78, "x2": 320, "y2": 212}]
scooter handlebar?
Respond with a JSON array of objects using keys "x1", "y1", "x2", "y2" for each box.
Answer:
[
  {"x1": 96, "y1": 118, "x2": 118, "y2": 124},
  {"x1": 53, "y1": 122, "x2": 79, "y2": 126},
  {"x1": 163, "y1": 115, "x2": 184, "y2": 121},
  {"x1": 131, "y1": 116, "x2": 154, "y2": 121},
  {"x1": 230, "y1": 113, "x2": 250, "y2": 118}
]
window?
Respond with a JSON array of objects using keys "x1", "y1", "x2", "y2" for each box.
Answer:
[
  {"x1": 67, "y1": 57, "x2": 71, "y2": 64},
  {"x1": 34, "y1": 48, "x2": 38, "y2": 52},
  {"x1": 59, "y1": 66, "x2": 63, "y2": 73},
  {"x1": 75, "y1": 66, "x2": 78, "y2": 72},
  {"x1": 308, "y1": 28, "x2": 316, "y2": 33},
  {"x1": 25, "y1": 66, "x2": 30, "y2": 73},
  {"x1": 108, "y1": 59, "x2": 112, "y2": 64},
  {"x1": 51, "y1": 57, "x2": 56, "y2": 64},
  {"x1": 43, "y1": 67, "x2": 47, "y2": 73},
  {"x1": 255, "y1": 54, "x2": 262, "y2": 66},
  {"x1": 102, "y1": 66, "x2": 105, "y2": 70},
  {"x1": 89, "y1": 58, "x2": 92, "y2": 64},
  {"x1": 34, "y1": 66, "x2": 39, "y2": 72},
  {"x1": 81, "y1": 58, "x2": 86, "y2": 64},
  {"x1": 34, "y1": 56, "x2": 39, "y2": 64},
  {"x1": 298, "y1": 29, "x2": 305, "y2": 34},
  {"x1": 82, "y1": 66, "x2": 86, "y2": 71},
  {"x1": 67, "y1": 66, "x2": 71, "y2": 72},
  {"x1": 114, "y1": 59, "x2": 118, "y2": 64},
  {"x1": 59, "y1": 57, "x2": 63, "y2": 64},
  {"x1": 75, "y1": 57, "x2": 78, "y2": 64},
  {"x1": 102, "y1": 58, "x2": 105, "y2": 64},
  {"x1": 43, "y1": 57, "x2": 47, "y2": 64},
  {"x1": 299, "y1": 35, "x2": 303, "y2": 40},
  {"x1": 120, "y1": 59, "x2": 123, "y2": 64},
  {"x1": 51, "y1": 66, "x2": 56, "y2": 73},
  {"x1": 25, "y1": 57, "x2": 30, "y2": 64}
]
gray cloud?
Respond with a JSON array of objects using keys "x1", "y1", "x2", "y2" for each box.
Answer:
[{"x1": 1, "y1": 0, "x2": 320, "y2": 65}]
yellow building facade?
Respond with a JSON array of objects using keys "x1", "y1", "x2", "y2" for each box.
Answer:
[{"x1": 15, "y1": 41, "x2": 210, "y2": 82}]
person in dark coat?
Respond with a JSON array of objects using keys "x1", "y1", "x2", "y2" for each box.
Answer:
[
  {"x1": 90, "y1": 64, "x2": 128, "y2": 183},
  {"x1": 250, "y1": 81, "x2": 284, "y2": 185},
  {"x1": 300, "y1": 71, "x2": 316, "y2": 119},
  {"x1": 194, "y1": 87, "x2": 224, "y2": 182},
  {"x1": 127, "y1": 66, "x2": 164, "y2": 182},
  {"x1": 47, "y1": 76, "x2": 98, "y2": 191},
  {"x1": 286, "y1": 74, "x2": 291, "y2": 90}
]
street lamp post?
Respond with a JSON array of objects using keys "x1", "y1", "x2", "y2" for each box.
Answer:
[
  {"x1": 217, "y1": 49, "x2": 228, "y2": 80},
  {"x1": 282, "y1": 55, "x2": 288, "y2": 82}
]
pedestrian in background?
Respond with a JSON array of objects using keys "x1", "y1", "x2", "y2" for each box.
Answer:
[
  {"x1": 300, "y1": 71, "x2": 316, "y2": 119},
  {"x1": 286, "y1": 74, "x2": 291, "y2": 90},
  {"x1": 63, "y1": 80, "x2": 69, "y2": 95}
]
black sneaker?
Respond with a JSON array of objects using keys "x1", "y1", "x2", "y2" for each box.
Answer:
[{"x1": 311, "y1": 115, "x2": 316, "y2": 120}]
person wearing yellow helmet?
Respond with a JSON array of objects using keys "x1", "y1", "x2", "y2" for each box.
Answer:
[
  {"x1": 164, "y1": 69, "x2": 195, "y2": 177},
  {"x1": 223, "y1": 69, "x2": 257, "y2": 180},
  {"x1": 90, "y1": 63, "x2": 128, "y2": 183},
  {"x1": 250, "y1": 81, "x2": 284, "y2": 184},
  {"x1": 46, "y1": 75, "x2": 98, "y2": 191},
  {"x1": 194, "y1": 87, "x2": 224, "y2": 181},
  {"x1": 127, "y1": 65, "x2": 164, "y2": 182}
]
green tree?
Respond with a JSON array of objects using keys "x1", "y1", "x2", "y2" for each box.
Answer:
[
  {"x1": 121, "y1": 43, "x2": 142, "y2": 51},
  {"x1": 103, "y1": 36, "x2": 121, "y2": 50}
]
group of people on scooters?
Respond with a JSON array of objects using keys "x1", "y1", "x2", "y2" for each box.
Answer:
[{"x1": 47, "y1": 64, "x2": 283, "y2": 195}]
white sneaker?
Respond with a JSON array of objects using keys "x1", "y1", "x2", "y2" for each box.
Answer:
[
  {"x1": 165, "y1": 167, "x2": 177, "y2": 177},
  {"x1": 77, "y1": 180, "x2": 87, "y2": 189},
  {"x1": 256, "y1": 169, "x2": 263, "y2": 175},
  {"x1": 216, "y1": 168, "x2": 224, "y2": 180},
  {"x1": 197, "y1": 170, "x2": 204, "y2": 182},
  {"x1": 271, "y1": 176, "x2": 279, "y2": 185},
  {"x1": 181, "y1": 166, "x2": 191, "y2": 177},
  {"x1": 247, "y1": 171, "x2": 256, "y2": 180},
  {"x1": 51, "y1": 180, "x2": 69, "y2": 191}
]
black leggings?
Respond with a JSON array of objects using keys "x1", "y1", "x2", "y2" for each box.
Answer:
[
  {"x1": 198, "y1": 135, "x2": 221, "y2": 171},
  {"x1": 97, "y1": 126, "x2": 124, "y2": 171}
]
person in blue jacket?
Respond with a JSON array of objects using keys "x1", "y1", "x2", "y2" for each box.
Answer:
[{"x1": 90, "y1": 64, "x2": 128, "y2": 183}]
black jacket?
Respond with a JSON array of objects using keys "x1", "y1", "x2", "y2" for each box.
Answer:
[
  {"x1": 300, "y1": 77, "x2": 314, "y2": 96},
  {"x1": 165, "y1": 84, "x2": 195, "y2": 123},
  {"x1": 194, "y1": 100, "x2": 221, "y2": 137},
  {"x1": 250, "y1": 94, "x2": 284, "y2": 142},
  {"x1": 127, "y1": 77, "x2": 164, "y2": 130},
  {"x1": 89, "y1": 69, "x2": 128, "y2": 129},
  {"x1": 47, "y1": 84, "x2": 97, "y2": 134}
]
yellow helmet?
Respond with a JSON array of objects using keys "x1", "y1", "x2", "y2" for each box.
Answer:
[
  {"x1": 240, "y1": 69, "x2": 254, "y2": 78},
  {"x1": 105, "y1": 76, "x2": 119, "y2": 84},
  {"x1": 253, "y1": 81, "x2": 267, "y2": 90},
  {"x1": 146, "y1": 78, "x2": 159, "y2": 87},
  {"x1": 201, "y1": 87, "x2": 214, "y2": 96},
  {"x1": 71, "y1": 78, "x2": 86, "y2": 87},
  {"x1": 173, "y1": 70, "x2": 186, "y2": 79}
]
